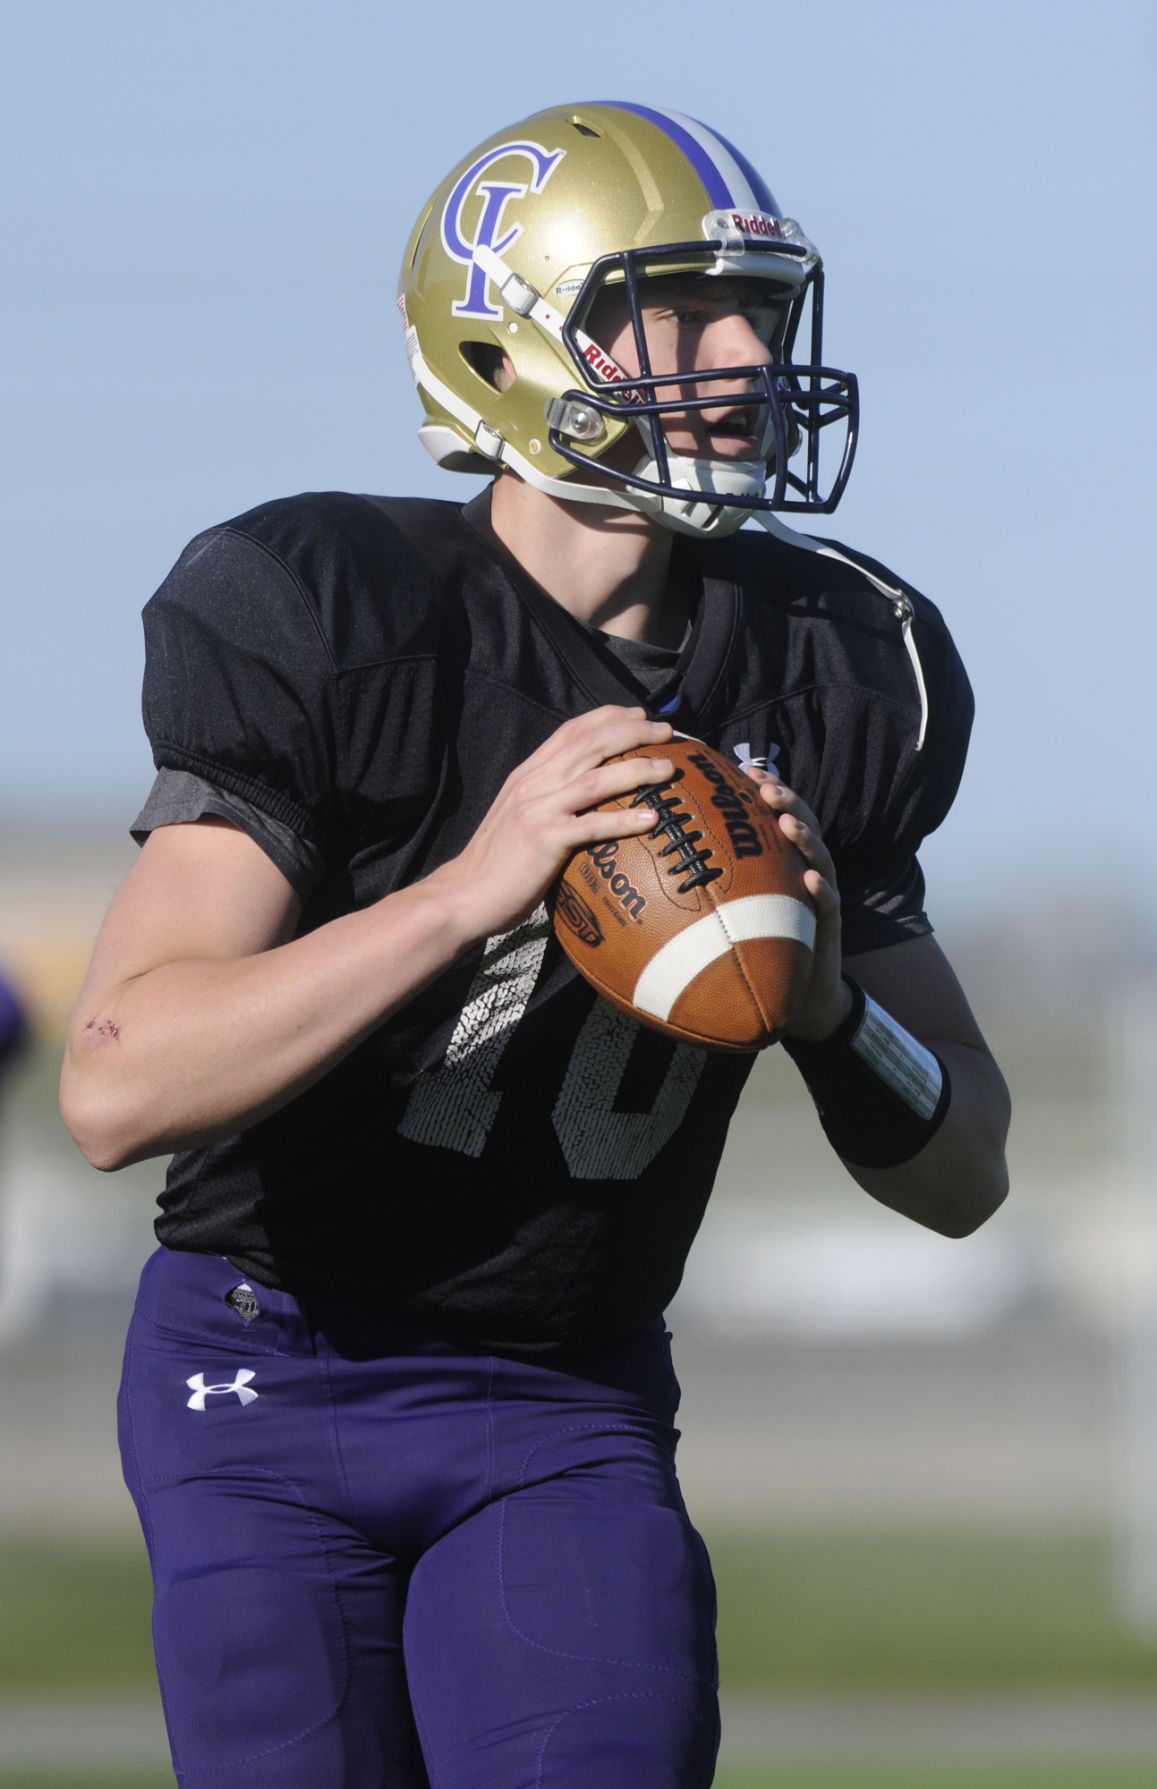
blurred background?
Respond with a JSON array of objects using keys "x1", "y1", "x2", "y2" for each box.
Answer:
[{"x1": 2, "y1": 1, "x2": 1155, "y2": 1784}]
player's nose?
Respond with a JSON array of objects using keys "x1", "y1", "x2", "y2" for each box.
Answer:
[
  {"x1": 696, "y1": 313, "x2": 772, "y2": 392},
  {"x1": 711, "y1": 311, "x2": 772, "y2": 368}
]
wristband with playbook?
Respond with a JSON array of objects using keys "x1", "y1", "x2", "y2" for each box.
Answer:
[{"x1": 782, "y1": 978, "x2": 950, "y2": 1168}]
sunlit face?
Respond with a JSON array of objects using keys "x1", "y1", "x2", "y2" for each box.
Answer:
[{"x1": 584, "y1": 274, "x2": 786, "y2": 463}]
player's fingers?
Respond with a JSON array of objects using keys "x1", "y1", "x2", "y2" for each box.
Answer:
[
  {"x1": 566, "y1": 754, "x2": 675, "y2": 813},
  {"x1": 802, "y1": 866, "x2": 841, "y2": 917},
  {"x1": 776, "y1": 810, "x2": 838, "y2": 890},
  {"x1": 559, "y1": 802, "x2": 659, "y2": 849},
  {"x1": 493, "y1": 797, "x2": 656, "y2": 884},
  {"x1": 753, "y1": 780, "x2": 837, "y2": 884},
  {"x1": 511, "y1": 760, "x2": 669, "y2": 859},
  {"x1": 755, "y1": 775, "x2": 818, "y2": 830},
  {"x1": 560, "y1": 711, "x2": 674, "y2": 780},
  {"x1": 510, "y1": 708, "x2": 672, "y2": 789},
  {"x1": 493, "y1": 757, "x2": 666, "y2": 855}
]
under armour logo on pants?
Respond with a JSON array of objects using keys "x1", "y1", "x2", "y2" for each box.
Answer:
[{"x1": 185, "y1": 1370, "x2": 259, "y2": 1410}]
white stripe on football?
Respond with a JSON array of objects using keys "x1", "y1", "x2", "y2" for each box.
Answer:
[{"x1": 633, "y1": 894, "x2": 816, "y2": 1023}]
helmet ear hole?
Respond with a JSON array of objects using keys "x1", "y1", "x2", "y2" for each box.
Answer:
[{"x1": 459, "y1": 341, "x2": 509, "y2": 390}]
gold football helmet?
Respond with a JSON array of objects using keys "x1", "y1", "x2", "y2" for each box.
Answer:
[{"x1": 399, "y1": 101, "x2": 857, "y2": 537}]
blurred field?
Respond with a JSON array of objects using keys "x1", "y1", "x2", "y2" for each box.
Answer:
[
  {"x1": 4, "y1": 1765, "x2": 1154, "y2": 1787},
  {"x1": 6, "y1": 1531, "x2": 1157, "y2": 1696},
  {"x1": 712, "y1": 1531, "x2": 1157, "y2": 1688},
  {"x1": 2, "y1": 1763, "x2": 1157, "y2": 1788},
  {"x1": 0, "y1": 1780, "x2": 169, "y2": 1788},
  {"x1": 0, "y1": 1544, "x2": 154, "y2": 1691},
  {"x1": 717, "y1": 1772, "x2": 1157, "y2": 1788},
  {"x1": 6, "y1": 1529, "x2": 1157, "y2": 1782}
]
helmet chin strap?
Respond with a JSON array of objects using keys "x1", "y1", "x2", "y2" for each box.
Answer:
[
  {"x1": 463, "y1": 412, "x2": 767, "y2": 538},
  {"x1": 502, "y1": 442, "x2": 765, "y2": 539},
  {"x1": 625, "y1": 444, "x2": 766, "y2": 538},
  {"x1": 625, "y1": 406, "x2": 773, "y2": 537}
]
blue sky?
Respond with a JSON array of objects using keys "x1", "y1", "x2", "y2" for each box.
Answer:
[{"x1": 3, "y1": 0, "x2": 1154, "y2": 922}]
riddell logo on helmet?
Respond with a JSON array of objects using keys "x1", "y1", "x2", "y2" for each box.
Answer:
[
  {"x1": 581, "y1": 343, "x2": 644, "y2": 405},
  {"x1": 730, "y1": 212, "x2": 784, "y2": 240}
]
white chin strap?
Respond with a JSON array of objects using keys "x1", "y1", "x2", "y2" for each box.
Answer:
[
  {"x1": 507, "y1": 443, "x2": 765, "y2": 539},
  {"x1": 417, "y1": 401, "x2": 767, "y2": 538},
  {"x1": 626, "y1": 436, "x2": 768, "y2": 539}
]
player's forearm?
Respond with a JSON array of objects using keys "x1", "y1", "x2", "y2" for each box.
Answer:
[
  {"x1": 62, "y1": 712, "x2": 678, "y2": 1172},
  {"x1": 782, "y1": 936, "x2": 1011, "y2": 1237},
  {"x1": 61, "y1": 873, "x2": 481, "y2": 1170},
  {"x1": 842, "y1": 1037, "x2": 1010, "y2": 1236}
]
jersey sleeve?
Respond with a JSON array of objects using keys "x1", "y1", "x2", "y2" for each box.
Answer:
[
  {"x1": 834, "y1": 572, "x2": 974, "y2": 957},
  {"x1": 141, "y1": 523, "x2": 339, "y2": 853},
  {"x1": 131, "y1": 768, "x2": 324, "y2": 903}
]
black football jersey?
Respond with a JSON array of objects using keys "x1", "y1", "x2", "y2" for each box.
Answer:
[{"x1": 140, "y1": 489, "x2": 973, "y2": 1356}]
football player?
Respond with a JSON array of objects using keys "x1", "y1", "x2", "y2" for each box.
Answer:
[
  {"x1": 0, "y1": 971, "x2": 27, "y2": 1077},
  {"x1": 61, "y1": 102, "x2": 1009, "y2": 1789}
]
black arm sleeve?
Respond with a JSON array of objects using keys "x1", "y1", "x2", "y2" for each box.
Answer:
[{"x1": 817, "y1": 547, "x2": 974, "y2": 957}]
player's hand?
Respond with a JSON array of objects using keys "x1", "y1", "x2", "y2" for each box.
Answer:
[
  {"x1": 742, "y1": 766, "x2": 852, "y2": 1042},
  {"x1": 430, "y1": 707, "x2": 675, "y2": 944}
]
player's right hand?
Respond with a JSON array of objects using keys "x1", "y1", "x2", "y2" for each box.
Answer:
[{"x1": 428, "y1": 706, "x2": 674, "y2": 944}]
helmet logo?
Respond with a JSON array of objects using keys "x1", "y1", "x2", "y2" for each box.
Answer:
[{"x1": 440, "y1": 140, "x2": 565, "y2": 320}]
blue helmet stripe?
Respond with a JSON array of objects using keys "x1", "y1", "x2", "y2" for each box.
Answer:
[{"x1": 600, "y1": 101, "x2": 736, "y2": 208}]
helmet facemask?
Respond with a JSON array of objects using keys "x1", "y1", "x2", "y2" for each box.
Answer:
[{"x1": 545, "y1": 243, "x2": 858, "y2": 535}]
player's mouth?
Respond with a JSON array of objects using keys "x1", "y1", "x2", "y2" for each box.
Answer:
[{"x1": 698, "y1": 404, "x2": 766, "y2": 457}]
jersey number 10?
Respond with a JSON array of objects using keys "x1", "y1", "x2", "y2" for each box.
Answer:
[{"x1": 397, "y1": 905, "x2": 706, "y2": 1179}]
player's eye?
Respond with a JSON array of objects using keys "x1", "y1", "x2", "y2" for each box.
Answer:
[{"x1": 649, "y1": 307, "x2": 704, "y2": 328}]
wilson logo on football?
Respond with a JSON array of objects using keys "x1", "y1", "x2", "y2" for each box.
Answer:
[
  {"x1": 583, "y1": 842, "x2": 647, "y2": 921},
  {"x1": 687, "y1": 752, "x2": 765, "y2": 859},
  {"x1": 439, "y1": 139, "x2": 565, "y2": 320},
  {"x1": 554, "y1": 881, "x2": 604, "y2": 948}
]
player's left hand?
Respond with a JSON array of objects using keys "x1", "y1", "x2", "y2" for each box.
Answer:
[{"x1": 741, "y1": 767, "x2": 852, "y2": 1042}]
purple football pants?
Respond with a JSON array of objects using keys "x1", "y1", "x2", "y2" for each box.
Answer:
[{"x1": 118, "y1": 1248, "x2": 720, "y2": 1788}]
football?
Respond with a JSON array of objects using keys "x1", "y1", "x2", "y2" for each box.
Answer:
[{"x1": 554, "y1": 737, "x2": 816, "y2": 1051}]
